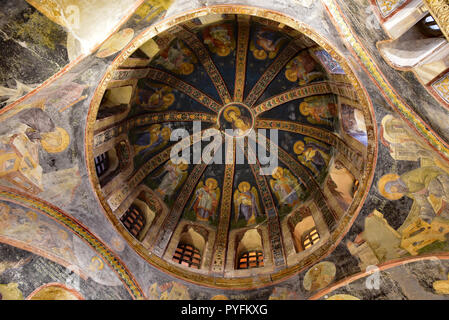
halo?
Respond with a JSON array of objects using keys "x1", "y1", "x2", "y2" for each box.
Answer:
[
  {"x1": 238, "y1": 181, "x2": 251, "y2": 192},
  {"x1": 285, "y1": 69, "x2": 298, "y2": 82},
  {"x1": 26, "y1": 210, "x2": 38, "y2": 222},
  {"x1": 253, "y1": 49, "x2": 267, "y2": 60},
  {"x1": 41, "y1": 127, "x2": 70, "y2": 153},
  {"x1": 223, "y1": 106, "x2": 241, "y2": 122},
  {"x1": 205, "y1": 178, "x2": 218, "y2": 189},
  {"x1": 299, "y1": 101, "x2": 311, "y2": 116},
  {"x1": 378, "y1": 173, "x2": 403, "y2": 200},
  {"x1": 272, "y1": 166, "x2": 283, "y2": 177},
  {"x1": 293, "y1": 140, "x2": 305, "y2": 154}
]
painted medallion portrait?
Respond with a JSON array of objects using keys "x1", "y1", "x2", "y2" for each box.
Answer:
[{"x1": 218, "y1": 104, "x2": 254, "y2": 137}]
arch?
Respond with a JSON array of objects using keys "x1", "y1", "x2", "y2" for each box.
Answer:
[
  {"x1": 292, "y1": 215, "x2": 320, "y2": 252},
  {"x1": 172, "y1": 226, "x2": 207, "y2": 269},
  {"x1": 236, "y1": 229, "x2": 264, "y2": 270}
]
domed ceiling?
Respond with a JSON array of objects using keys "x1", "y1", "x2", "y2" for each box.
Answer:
[
  {"x1": 90, "y1": 13, "x2": 375, "y2": 287},
  {"x1": 5, "y1": 0, "x2": 449, "y2": 301}
]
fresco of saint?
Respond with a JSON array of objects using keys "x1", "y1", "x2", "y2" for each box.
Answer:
[
  {"x1": 299, "y1": 96, "x2": 337, "y2": 127},
  {"x1": 135, "y1": 83, "x2": 175, "y2": 112},
  {"x1": 250, "y1": 27, "x2": 285, "y2": 60},
  {"x1": 285, "y1": 51, "x2": 324, "y2": 85},
  {"x1": 202, "y1": 24, "x2": 235, "y2": 57},
  {"x1": 189, "y1": 178, "x2": 220, "y2": 222},
  {"x1": 294, "y1": 138, "x2": 331, "y2": 176},
  {"x1": 153, "y1": 160, "x2": 188, "y2": 200},
  {"x1": 233, "y1": 181, "x2": 261, "y2": 226},
  {"x1": 154, "y1": 39, "x2": 197, "y2": 75},
  {"x1": 133, "y1": 124, "x2": 172, "y2": 157},
  {"x1": 270, "y1": 167, "x2": 301, "y2": 209},
  {"x1": 378, "y1": 166, "x2": 449, "y2": 223}
]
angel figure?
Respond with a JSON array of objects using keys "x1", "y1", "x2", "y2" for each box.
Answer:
[
  {"x1": 270, "y1": 167, "x2": 301, "y2": 209},
  {"x1": 189, "y1": 178, "x2": 220, "y2": 222},
  {"x1": 294, "y1": 138, "x2": 331, "y2": 176},
  {"x1": 154, "y1": 39, "x2": 197, "y2": 75},
  {"x1": 250, "y1": 27, "x2": 285, "y2": 60},
  {"x1": 299, "y1": 96, "x2": 337, "y2": 127},
  {"x1": 233, "y1": 181, "x2": 261, "y2": 226},
  {"x1": 153, "y1": 159, "x2": 188, "y2": 200},
  {"x1": 203, "y1": 24, "x2": 235, "y2": 57},
  {"x1": 135, "y1": 83, "x2": 175, "y2": 112},
  {"x1": 285, "y1": 51, "x2": 324, "y2": 85},
  {"x1": 133, "y1": 124, "x2": 172, "y2": 157}
]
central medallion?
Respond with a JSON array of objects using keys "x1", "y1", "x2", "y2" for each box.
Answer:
[{"x1": 218, "y1": 102, "x2": 255, "y2": 137}]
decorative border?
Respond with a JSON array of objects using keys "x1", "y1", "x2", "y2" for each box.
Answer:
[
  {"x1": 211, "y1": 159, "x2": 235, "y2": 273},
  {"x1": 146, "y1": 68, "x2": 222, "y2": 112},
  {"x1": 0, "y1": 188, "x2": 145, "y2": 299},
  {"x1": 253, "y1": 81, "x2": 356, "y2": 115},
  {"x1": 85, "y1": 5, "x2": 377, "y2": 289},
  {"x1": 94, "y1": 112, "x2": 216, "y2": 148},
  {"x1": 234, "y1": 15, "x2": 251, "y2": 102}
]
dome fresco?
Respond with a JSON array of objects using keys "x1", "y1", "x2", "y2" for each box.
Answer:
[
  {"x1": 4, "y1": 0, "x2": 449, "y2": 302},
  {"x1": 89, "y1": 12, "x2": 375, "y2": 287}
]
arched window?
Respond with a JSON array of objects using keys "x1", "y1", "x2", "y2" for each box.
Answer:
[
  {"x1": 302, "y1": 227, "x2": 320, "y2": 250},
  {"x1": 172, "y1": 243, "x2": 202, "y2": 269},
  {"x1": 120, "y1": 204, "x2": 146, "y2": 238},
  {"x1": 417, "y1": 14, "x2": 443, "y2": 37},
  {"x1": 237, "y1": 250, "x2": 264, "y2": 269},
  {"x1": 94, "y1": 152, "x2": 109, "y2": 177}
]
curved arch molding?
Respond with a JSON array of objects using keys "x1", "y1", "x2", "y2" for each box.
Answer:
[{"x1": 0, "y1": 187, "x2": 145, "y2": 300}]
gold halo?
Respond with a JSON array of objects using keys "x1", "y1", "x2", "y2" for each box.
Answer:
[
  {"x1": 26, "y1": 210, "x2": 38, "y2": 222},
  {"x1": 253, "y1": 49, "x2": 267, "y2": 60},
  {"x1": 205, "y1": 178, "x2": 218, "y2": 189},
  {"x1": 285, "y1": 69, "x2": 298, "y2": 82},
  {"x1": 378, "y1": 173, "x2": 403, "y2": 200},
  {"x1": 293, "y1": 140, "x2": 305, "y2": 154},
  {"x1": 41, "y1": 127, "x2": 70, "y2": 153},
  {"x1": 223, "y1": 106, "x2": 241, "y2": 122},
  {"x1": 272, "y1": 166, "x2": 283, "y2": 177},
  {"x1": 238, "y1": 181, "x2": 251, "y2": 192},
  {"x1": 299, "y1": 101, "x2": 311, "y2": 116},
  {"x1": 180, "y1": 63, "x2": 194, "y2": 75}
]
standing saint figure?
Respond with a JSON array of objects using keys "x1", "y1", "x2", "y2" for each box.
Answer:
[
  {"x1": 233, "y1": 181, "x2": 261, "y2": 226},
  {"x1": 190, "y1": 178, "x2": 220, "y2": 222},
  {"x1": 153, "y1": 159, "x2": 188, "y2": 200}
]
